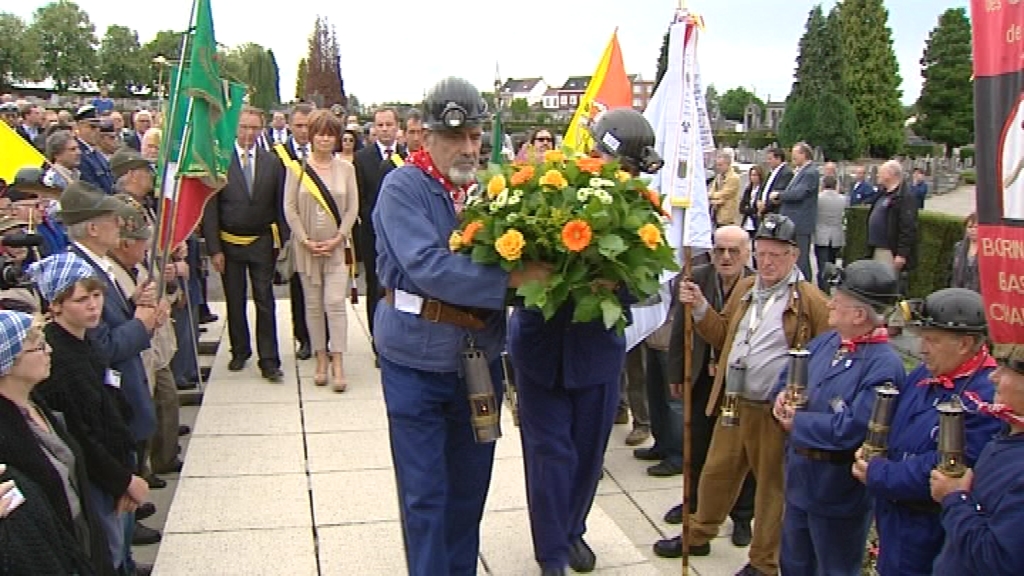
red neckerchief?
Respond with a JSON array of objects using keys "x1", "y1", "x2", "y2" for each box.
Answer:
[
  {"x1": 964, "y1": 390, "x2": 1024, "y2": 427},
  {"x1": 406, "y1": 150, "x2": 471, "y2": 213},
  {"x1": 840, "y1": 326, "x2": 889, "y2": 354},
  {"x1": 918, "y1": 346, "x2": 997, "y2": 390}
]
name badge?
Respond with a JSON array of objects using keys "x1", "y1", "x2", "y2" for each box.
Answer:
[
  {"x1": 394, "y1": 290, "x2": 424, "y2": 315},
  {"x1": 105, "y1": 369, "x2": 122, "y2": 389}
]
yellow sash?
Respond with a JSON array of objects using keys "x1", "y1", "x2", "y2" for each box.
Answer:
[
  {"x1": 220, "y1": 224, "x2": 280, "y2": 248},
  {"x1": 273, "y1": 144, "x2": 334, "y2": 219},
  {"x1": 391, "y1": 153, "x2": 405, "y2": 167}
]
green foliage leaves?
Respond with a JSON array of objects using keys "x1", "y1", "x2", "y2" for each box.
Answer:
[
  {"x1": 221, "y1": 43, "x2": 281, "y2": 110},
  {"x1": 718, "y1": 87, "x2": 764, "y2": 122},
  {"x1": 838, "y1": 0, "x2": 905, "y2": 158},
  {"x1": 28, "y1": 0, "x2": 97, "y2": 92},
  {"x1": 98, "y1": 25, "x2": 146, "y2": 97},
  {"x1": 0, "y1": 13, "x2": 39, "y2": 87},
  {"x1": 779, "y1": 4, "x2": 861, "y2": 160},
  {"x1": 916, "y1": 7, "x2": 974, "y2": 153}
]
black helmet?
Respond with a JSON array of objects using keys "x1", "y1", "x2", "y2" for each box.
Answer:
[
  {"x1": 902, "y1": 287, "x2": 987, "y2": 334},
  {"x1": 589, "y1": 108, "x2": 663, "y2": 174},
  {"x1": 827, "y1": 259, "x2": 900, "y2": 312},
  {"x1": 754, "y1": 213, "x2": 798, "y2": 246},
  {"x1": 423, "y1": 77, "x2": 489, "y2": 132}
]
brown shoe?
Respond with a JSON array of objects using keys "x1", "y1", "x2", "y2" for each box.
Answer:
[{"x1": 614, "y1": 408, "x2": 630, "y2": 425}]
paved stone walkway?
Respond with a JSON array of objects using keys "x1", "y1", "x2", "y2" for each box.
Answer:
[{"x1": 150, "y1": 301, "x2": 754, "y2": 575}]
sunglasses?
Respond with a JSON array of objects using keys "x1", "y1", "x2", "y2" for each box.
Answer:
[
  {"x1": 534, "y1": 136, "x2": 552, "y2": 142},
  {"x1": 713, "y1": 246, "x2": 742, "y2": 257}
]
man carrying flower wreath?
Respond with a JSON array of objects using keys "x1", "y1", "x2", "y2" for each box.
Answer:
[{"x1": 371, "y1": 76, "x2": 550, "y2": 576}]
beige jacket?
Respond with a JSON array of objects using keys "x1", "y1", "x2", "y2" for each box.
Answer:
[{"x1": 710, "y1": 169, "x2": 741, "y2": 226}]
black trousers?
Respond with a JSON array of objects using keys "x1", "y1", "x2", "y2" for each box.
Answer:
[
  {"x1": 689, "y1": 370, "x2": 756, "y2": 522},
  {"x1": 814, "y1": 245, "x2": 841, "y2": 291},
  {"x1": 795, "y1": 234, "x2": 813, "y2": 282},
  {"x1": 359, "y1": 231, "x2": 381, "y2": 344},
  {"x1": 289, "y1": 273, "x2": 310, "y2": 346},
  {"x1": 220, "y1": 235, "x2": 280, "y2": 369}
]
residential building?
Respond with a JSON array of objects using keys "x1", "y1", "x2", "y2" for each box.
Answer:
[
  {"x1": 558, "y1": 76, "x2": 591, "y2": 111},
  {"x1": 499, "y1": 77, "x2": 548, "y2": 107},
  {"x1": 542, "y1": 88, "x2": 560, "y2": 111},
  {"x1": 630, "y1": 74, "x2": 654, "y2": 111}
]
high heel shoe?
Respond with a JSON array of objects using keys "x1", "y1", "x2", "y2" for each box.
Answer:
[
  {"x1": 330, "y1": 353, "x2": 346, "y2": 393},
  {"x1": 313, "y1": 352, "x2": 328, "y2": 386}
]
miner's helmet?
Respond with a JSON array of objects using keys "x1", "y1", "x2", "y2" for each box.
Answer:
[
  {"x1": 992, "y1": 344, "x2": 1024, "y2": 374},
  {"x1": 589, "y1": 108, "x2": 663, "y2": 174},
  {"x1": 825, "y1": 259, "x2": 900, "y2": 313},
  {"x1": 900, "y1": 287, "x2": 987, "y2": 334},
  {"x1": 754, "y1": 213, "x2": 798, "y2": 246},
  {"x1": 422, "y1": 77, "x2": 489, "y2": 132}
]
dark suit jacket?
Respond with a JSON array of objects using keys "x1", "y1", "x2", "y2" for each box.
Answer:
[
  {"x1": 778, "y1": 161, "x2": 819, "y2": 235},
  {"x1": 866, "y1": 179, "x2": 919, "y2": 270},
  {"x1": 667, "y1": 264, "x2": 754, "y2": 385},
  {"x1": 123, "y1": 131, "x2": 142, "y2": 152},
  {"x1": 378, "y1": 148, "x2": 410, "y2": 189},
  {"x1": 762, "y1": 164, "x2": 793, "y2": 217},
  {"x1": 202, "y1": 146, "x2": 286, "y2": 256},
  {"x1": 76, "y1": 138, "x2": 114, "y2": 194},
  {"x1": 354, "y1": 142, "x2": 405, "y2": 260},
  {"x1": 264, "y1": 127, "x2": 291, "y2": 148}
]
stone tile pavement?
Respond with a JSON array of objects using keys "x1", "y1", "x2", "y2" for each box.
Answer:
[{"x1": 147, "y1": 300, "x2": 753, "y2": 576}]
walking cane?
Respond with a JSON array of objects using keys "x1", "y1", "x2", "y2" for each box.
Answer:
[{"x1": 182, "y1": 274, "x2": 205, "y2": 394}]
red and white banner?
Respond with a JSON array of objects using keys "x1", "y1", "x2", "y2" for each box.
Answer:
[{"x1": 971, "y1": 0, "x2": 1024, "y2": 343}]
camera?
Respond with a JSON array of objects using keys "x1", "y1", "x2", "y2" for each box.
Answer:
[{"x1": 0, "y1": 232, "x2": 43, "y2": 290}]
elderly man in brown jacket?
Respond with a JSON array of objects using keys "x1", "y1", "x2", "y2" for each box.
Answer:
[
  {"x1": 677, "y1": 214, "x2": 830, "y2": 576},
  {"x1": 710, "y1": 151, "x2": 741, "y2": 227}
]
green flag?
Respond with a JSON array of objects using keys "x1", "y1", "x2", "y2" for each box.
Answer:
[{"x1": 490, "y1": 107, "x2": 505, "y2": 165}]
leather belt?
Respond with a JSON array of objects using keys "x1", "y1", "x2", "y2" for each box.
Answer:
[
  {"x1": 794, "y1": 447, "x2": 857, "y2": 464},
  {"x1": 896, "y1": 499, "x2": 942, "y2": 515},
  {"x1": 384, "y1": 289, "x2": 486, "y2": 331}
]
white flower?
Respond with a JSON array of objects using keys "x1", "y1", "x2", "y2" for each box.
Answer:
[
  {"x1": 577, "y1": 187, "x2": 595, "y2": 202},
  {"x1": 589, "y1": 177, "x2": 615, "y2": 189},
  {"x1": 508, "y1": 194, "x2": 521, "y2": 206},
  {"x1": 507, "y1": 212, "x2": 519, "y2": 222}
]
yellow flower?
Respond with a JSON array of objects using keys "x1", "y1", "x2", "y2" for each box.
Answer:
[
  {"x1": 495, "y1": 229, "x2": 526, "y2": 261},
  {"x1": 539, "y1": 169, "x2": 568, "y2": 190},
  {"x1": 616, "y1": 170, "x2": 631, "y2": 183},
  {"x1": 638, "y1": 223, "x2": 662, "y2": 250},
  {"x1": 486, "y1": 174, "x2": 506, "y2": 199},
  {"x1": 544, "y1": 149, "x2": 565, "y2": 163},
  {"x1": 448, "y1": 230, "x2": 463, "y2": 252}
]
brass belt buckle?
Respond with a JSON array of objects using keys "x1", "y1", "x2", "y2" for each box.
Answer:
[{"x1": 423, "y1": 300, "x2": 443, "y2": 323}]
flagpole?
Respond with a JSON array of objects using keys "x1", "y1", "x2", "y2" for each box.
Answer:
[
  {"x1": 680, "y1": 8, "x2": 696, "y2": 574},
  {"x1": 150, "y1": 0, "x2": 198, "y2": 281}
]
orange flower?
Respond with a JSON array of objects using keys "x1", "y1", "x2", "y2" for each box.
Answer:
[
  {"x1": 495, "y1": 229, "x2": 526, "y2": 261},
  {"x1": 576, "y1": 156, "x2": 604, "y2": 174},
  {"x1": 510, "y1": 165, "x2": 535, "y2": 187},
  {"x1": 638, "y1": 223, "x2": 662, "y2": 250},
  {"x1": 562, "y1": 219, "x2": 593, "y2": 252},
  {"x1": 641, "y1": 187, "x2": 671, "y2": 219},
  {"x1": 486, "y1": 174, "x2": 506, "y2": 199},
  {"x1": 544, "y1": 149, "x2": 565, "y2": 163},
  {"x1": 462, "y1": 221, "x2": 484, "y2": 244},
  {"x1": 539, "y1": 169, "x2": 568, "y2": 190}
]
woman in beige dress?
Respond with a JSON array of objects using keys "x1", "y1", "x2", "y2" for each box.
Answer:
[{"x1": 283, "y1": 110, "x2": 359, "y2": 391}]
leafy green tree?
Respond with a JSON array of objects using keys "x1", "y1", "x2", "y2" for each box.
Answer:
[
  {"x1": 27, "y1": 0, "x2": 97, "y2": 92},
  {"x1": 142, "y1": 29, "x2": 185, "y2": 88},
  {"x1": 266, "y1": 49, "x2": 281, "y2": 106},
  {"x1": 98, "y1": 25, "x2": 146, "y2": 97},
  {"x1": 839, "y1": 0, "x2": 905, "y2": 157},
  {"x1": 0, "y1": 13, "x2": 39, "y2": 87},
  {"x1": 654, "y1": 27, "x2": 670, "y2": 92},
  {"x1": 916, "y1": 7, "x2": 973, "y2": 154},
  {"x1": 295, "y1": 58, "x2": 307, "y2": 101},
  {"x1": 718, "y1": 87, "x2": 764, "y2": 121},
  {"x1": 780, "y1": 4, "x2": 861, "y2": 159},
  {"x1": 221, "y1": 43, "x2": 280, "y2": 111},
  {"x1": 510, "y1": 98, "x2": 530, "y2": 117}
]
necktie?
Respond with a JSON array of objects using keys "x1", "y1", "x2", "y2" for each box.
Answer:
[
  {"x1": 384, "y1": 148, "x2": 393, "y2": 159},
  {"x1": 241, "y1": 152, "x2": 254, "y2": 194}
]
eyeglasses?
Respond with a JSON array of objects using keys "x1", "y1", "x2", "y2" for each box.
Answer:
[
  {"x1": 713, "y1": 246, "x2": 742, "y2": 257},
  {"x1": 534, "y1": 136, "x2": 552, "y2": 142}
]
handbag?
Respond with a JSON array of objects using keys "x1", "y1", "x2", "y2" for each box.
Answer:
[{"x1": 275, "y1": 239, "x2": 295, "y2": 281}]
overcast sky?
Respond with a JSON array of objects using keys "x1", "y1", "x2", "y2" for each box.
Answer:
[{"x1": 15, "y1": 0, "x2": 969, "y2": 106}]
